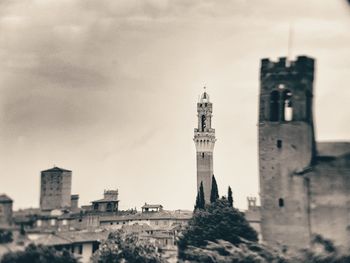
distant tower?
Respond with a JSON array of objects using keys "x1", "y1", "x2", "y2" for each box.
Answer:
[
  {"x1": 40, "y1": 167, "x2": 72, "y2": 211},
  {"x1": 0, "y1": 194, "x2": 13, "y2": 226},
  {"x1": 194, "y1": 89, "x2": 216, "y2": 204},
  {"x1": 258, "y1": 56, "x2": 315, "y2": 249}
]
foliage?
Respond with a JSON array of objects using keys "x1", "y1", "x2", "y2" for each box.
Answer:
[
  {"x1": 178, "y1": 198, "x2": 258, "y2": 260},
  {"x1": 91, "y1": 230, "x2": 164, "y2": 263},
  {"x1": 194, "y1": 182, "x2": 205, "y2": 211},
  {"x1": 288, "y1": 235, "x2": 350, "y2": 263},
  {"x1": 0, "y1": 244, "x2": 77, "y2": 263},
  {"x1": 210, "y1": 175, "x2": 219, "y2": 203},
  {"x1": 0, "y1": 230, "x2": 12, "y2": 244},
  {"x1": 227, "y1": 186, "x2": 233, "y2": 207},
  {"x1": 179, "y1": 239, "x2": 288, "y2": 263}
]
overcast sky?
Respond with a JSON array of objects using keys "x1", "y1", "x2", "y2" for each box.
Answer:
[{"x1": 1, "y1": 0, "x2": 350, "y2": 211}]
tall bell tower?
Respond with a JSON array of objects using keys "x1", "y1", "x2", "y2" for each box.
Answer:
[
  {"x1": 258, "y1": 56, "x2": 316, "y2": 250},
  {"x1": 194, "y1": 88, "x2": 216, "y2": 204}
]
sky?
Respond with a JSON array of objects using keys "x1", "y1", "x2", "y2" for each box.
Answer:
[{"x1": 0, "y1": 0, "x2": 350, "y2": 211}]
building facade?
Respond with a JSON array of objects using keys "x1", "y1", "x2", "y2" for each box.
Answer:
[
  {"x1": 40, "y1": 167, "x2": 72, "y2": 211},
  {"x1": 258, "y1": 56, "x2": 350, "y2": 252},
  {"x1": 194, "y1": 90, "x2": 216, "y2": 203}
]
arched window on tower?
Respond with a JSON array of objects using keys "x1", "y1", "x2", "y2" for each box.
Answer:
[
  {"x1": 282, "y1": 90, "x2": 293, "y2": 121},
  {"x1": 201, "y1": 115, "x2": 206, "y2": 132},
  {"x1": 270, "y1": 91, "x2": 280, "y2": 121}
]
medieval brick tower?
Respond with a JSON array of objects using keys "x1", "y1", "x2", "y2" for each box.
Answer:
[
  {"x1": 258, "y1": 56, "x2": 316, "y2": 249},
  {"x1": 40, "y1": 167, "x2": 72, "y2": 211},
  {"x1": 194, "y1": 89, "x2": 216, "y2": 204}
]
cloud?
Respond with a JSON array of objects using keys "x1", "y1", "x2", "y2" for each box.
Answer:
[{"x1": 0, "y1": 0, "x2": 349, "y2": 210}]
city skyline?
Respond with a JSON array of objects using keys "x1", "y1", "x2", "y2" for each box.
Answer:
[{"x1": 1, "y1": 0, "x2": 350, "y2": 211}]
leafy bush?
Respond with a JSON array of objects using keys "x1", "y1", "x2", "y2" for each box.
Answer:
[
  {"x1": 91, "y1": 230, "x2": 164, "y2": 263},
  {"x1": 0, "y1": 230, "x2": 12, "y2": 244},
  {"x1": 180, "y1": 239, "x2": 288, "y2": 263},
  {"x1": 178, "y1": 198, "x2": 258, "y2": 260}
]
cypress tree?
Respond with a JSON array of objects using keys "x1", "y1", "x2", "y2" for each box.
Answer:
[
  {"x1": 210, "y1": 175, "x2": 219, "y2": 203},
  {"x1": 195, "y1": 182, "x2": 205, "y2": 210},
  {"x1": 228, "y1": 186, "x2": 233, "y2": 207},
  {"x1": 194, "y1": 191, "x2": 200, "y2": 211}
]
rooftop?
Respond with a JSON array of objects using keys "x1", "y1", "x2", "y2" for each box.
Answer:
[
  {"x1": 100, "y1": 210, "x2": 192, "y2": 222},
  {"x1": 142, "y1": 204, "x2": 163, "y2": 209},
  {"x1": 34, "y1": 230, "x2": 109, "y2": 246},
  {"x1": 41, "y1": 166, "x2": 72, "y2": 173},
  {"x1": 91, "y1": 198, "x2": 119, "y2": 203},
  {"x1": 317, "y1": 142, "x2": 350, "y2": 157},
  {"x1": 0, "y1": 194, "x2": 13, "y2": 203}
]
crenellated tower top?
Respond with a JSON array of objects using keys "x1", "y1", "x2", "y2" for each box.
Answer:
[{"x1": 194, "y1": 88, "x2": 216, "y2": 152}]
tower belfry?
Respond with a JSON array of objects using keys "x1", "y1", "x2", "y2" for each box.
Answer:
[{"x1": 194, "y1": 88, "x2": 216, "y2": 204}]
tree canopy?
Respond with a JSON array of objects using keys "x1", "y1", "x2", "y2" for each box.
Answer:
[
  {"x1": 194, "y1": 182, "x2": 205, "y2": 211},
  {"x1": 92, "y1": 230, "x2": 164, "y2": 263},
  {"x1": 178, "y1": 198, "x2": 258, "y2": 259},
  {"x1": 0, "y1": 244, "x2": 77, "y2": 263},
  {"x1": 210, "y1": 175, "x2": 219, "y2": 203},
  {"x1": 0, "y1": 230, "x2": 12, "y2": 244},
  {"x1": 227, "y1": 186, "x2": 233, "y2": 207}
]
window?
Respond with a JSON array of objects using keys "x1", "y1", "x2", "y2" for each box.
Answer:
[
  {"x1": 62, "y1": 219, "x2": 68, "y2": 226},
  {"x1": 201, "y1": 115, "x2": 206, "y2": 131},
  {"x1": 106, "y1": 203, "x2": 113, "y2": 212},
  {"x1": 279, "y1": 198, "x2": 284, "y2": 207},
  {"x1": 78, "y1": 244, "x2": 83, "y2": 255},
  {"x1": 202, "y1": 153, "x2": 204, "y2": 158},
  {"x1": 277, "y1": 140, "x2": 282, "y2": 149},
  {"x1": 270, "y1": 91, "x2": 280, "y2": 121},
  {"x1": 50, "y1": 219, "x2": 56, "y2": 226},
  {"x1": 37, "y1": 220, "x2": 42, "y2": 227},
  {"x1": 282, "y1": 90, "x2": 293, "y2": 121},
  {"x1": 92, "y1": 242, "x2": 99, "y2": 253},
  {"x1": 93, "y1": 203, "x2": 99, "y2": 211}
]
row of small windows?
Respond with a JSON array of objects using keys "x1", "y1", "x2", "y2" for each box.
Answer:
[{"x1": 195, "y1": 139, "x2": 210, "y2": 143}]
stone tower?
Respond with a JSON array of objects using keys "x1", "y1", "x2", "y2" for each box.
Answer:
[
  {"x1": 194, "y1": 89, "x2": 216, "y2": 204},
  {"x1": 258, "y1": 56, "x2": 316, "y2": 250},
  {"x1": 0, "y1": 194, "x2": 13, "y2": 226},
  {"x1": 40, "y1": 167, "x2": 72, "y2": 211}
]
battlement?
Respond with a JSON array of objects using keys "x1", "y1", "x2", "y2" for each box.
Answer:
[
  {"x1": 260, "y1": 56, "x2": 315, "y2": 81},
  {"x1": 247, "y1": 196, "x2": 257, "y2": 209},
  {"x1": 104, "y1": 190, "x2": 118, "y2": 200}
]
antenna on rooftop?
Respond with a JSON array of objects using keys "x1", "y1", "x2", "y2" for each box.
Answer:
[{"x1": 287, "y1": 22, "x2": 294, "y2": 66}]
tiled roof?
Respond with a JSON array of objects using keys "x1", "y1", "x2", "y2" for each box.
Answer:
[
  {"x1": 317, "y1": 142, "x2": 350, "y2": 157},
  {"x1": 41, "y1": 166, "x2": 72, "y2": 173},
  {"x1": 0, "y1": 194, "x2": 13, "y2": 203},
  {"x1": 100, "y1": 210, "x2": 192, "y2": 222},
  {"x1": 91, "y1": 198, "x2": 119, "y2": 203},
  {"x1": 34, "y1": 230, "x2": 109, "y2": 246},
  {"x1": 142, "y1": 204, "x2": 163, "y2": 209}
]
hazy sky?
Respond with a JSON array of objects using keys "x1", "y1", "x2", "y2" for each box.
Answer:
[{"x1": 1, "y1": 0, "x2": 350, "y2": 211}]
